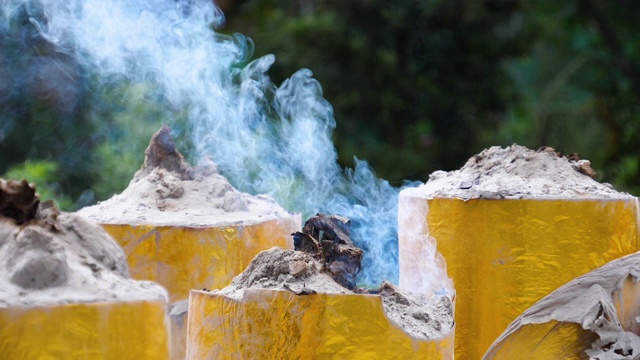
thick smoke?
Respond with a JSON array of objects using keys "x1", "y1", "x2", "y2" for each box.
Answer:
[{"x1": 1, "y1": 0, "x2": 430, "y2": 287}]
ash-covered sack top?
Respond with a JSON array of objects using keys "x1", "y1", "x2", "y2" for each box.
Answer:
[
  {"x1": 0, "y1": 179, "x2": 166, "y2": 307},
  {"x1": 403, "y1": 144, "x2": 633, "y2": 200},
  {"x1": 77, "y1": 125, "x2": 299, "y2": 227},
  {"x1": 211, "y1": 214, "x2": 454, "y2": 340}
]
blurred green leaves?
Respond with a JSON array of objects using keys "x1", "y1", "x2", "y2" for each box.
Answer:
[
  {"x1": 86, "y1": 83, "x2": 169, "y2": 200},
  {"x1": 3, "y1": 160, "x2": 73, "y2": 210},
  {"x1": 225, "y1": 0, "x2": 530, "y2": 183}
]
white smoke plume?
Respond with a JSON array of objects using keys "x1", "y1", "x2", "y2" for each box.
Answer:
[{"x1": 0, "y1": 0, "x2": 438, "y2": 287}]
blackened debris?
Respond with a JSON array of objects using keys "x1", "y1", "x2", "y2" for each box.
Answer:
[
  {"x1": 536, "y1": 146, "x2": 562, "y2": 157},
  {"x1": 293, "y1": 213, "x2": 363, "y2": 290},
  {"x1": 301, "y1": 213, "x2": 353, "y2": 246},
  {"x1": 0, "y1": 179, "x2": 39, "y2": 224},
  {"x1": 293, "y1": 231, "x2": 322, "y2": 257},
  {"x1": 566, "y1": 153, "x2": 581, "y2": 162},
  {"x1": 573, "y1": 161, "x2": 598, "y2": 179}
]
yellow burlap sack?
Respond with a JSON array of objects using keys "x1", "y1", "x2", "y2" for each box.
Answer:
[
  {"x1": 102, "y1": 217, "x2": 298, "y2": 359},
  {"x1": 102, "y1": 218, "x2": 298, "y2": 303},
  {"x1": 0, "y1": 300, "x2": 169, "y2": 359},
  {"x1": 485, "y1": 251, "x2": 640, "y2": 359},
  {"x1": 187, "y1": 289, "x2": 454, "y2": 359},
  {"x1": 399, "y1": 197, "x2": 639, "y2": 360}
]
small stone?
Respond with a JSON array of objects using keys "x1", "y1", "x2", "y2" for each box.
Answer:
[
  {"x1": 459, "y1": 181, "x2": 473, "y2": 190},
  {"x1": 289, "y1": 261, "x2": 307, "y2": 277}
]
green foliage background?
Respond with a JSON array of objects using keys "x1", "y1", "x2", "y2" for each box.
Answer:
[{"x1": 2, "y1": 0, "x2": 640, "y2": 209}]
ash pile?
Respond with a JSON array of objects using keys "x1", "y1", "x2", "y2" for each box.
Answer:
[
  {"x1": 0, "y1": 179, "x2": 166, "y2": 307},
  {"x1": 405, "y1": 144, "x2": 633, "y2": 200},
  {"x1": 78, "y1": 125, "x2": 298, "y2": 227}
]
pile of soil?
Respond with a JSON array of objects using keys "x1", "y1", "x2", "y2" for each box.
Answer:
[
  {"x1": 78, "y1": 125, "x2": 298, "y2": 227},
  {"x1": 0, "y1": 179, "x2": 166, "y2": 307},
  {"x1": 403, "y1": 145, "x2": 632, "y2": 199}
]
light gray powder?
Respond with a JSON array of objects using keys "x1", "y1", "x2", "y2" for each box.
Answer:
[
  {"x1": 0, "y1": 206, "x2": 167, "y2": 307},
  {"x1": 403, "y1": 145, "x2": 632, "y2": 200},
  {"x1": 78, "y1": 126, "x2": 300, "y2": 227},
  {"x1": 77, "y1": 166, "x2": 297, "y2": 227}
]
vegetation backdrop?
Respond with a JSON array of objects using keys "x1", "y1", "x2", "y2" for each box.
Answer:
[{"x1": 1, "y1": 0, "x2": 639, "y2": 209}]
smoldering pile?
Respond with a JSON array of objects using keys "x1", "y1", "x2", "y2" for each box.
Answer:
[
  {"x1": 405, "y1": 144, "x2": 632, "y2": 200},
  {"x1": 0, "y1": 179, "x2": 166, "y2": 307},
  {"x1": 292, "y1": 213, "x2": 363, "y2": 289},
  {"x1": 78, "y1": 125, "x2": 298, "y2": 227},
  {"x1": 213, "y1": 214, "x2": 454, "y2": 340}
]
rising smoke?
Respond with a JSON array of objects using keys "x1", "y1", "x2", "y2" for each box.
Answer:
[{"x1": 1, "y1": 0, "x2": 434, "y2": 287}]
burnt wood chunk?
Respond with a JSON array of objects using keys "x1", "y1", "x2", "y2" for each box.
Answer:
[
  {"x1": 136, "y1": 125, "x2": 195, "y2": 180},
  {"x1": 302, "y1": 213, "x2": 352, "y2": 246},
  {"x1": 0, "y1": 179, "x2": 39, "y2": 224},
  {"x1": 293, "y1": 213, "x2": 363, "y2": 289}
]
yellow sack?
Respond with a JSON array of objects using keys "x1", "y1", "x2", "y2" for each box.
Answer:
[
  {"x1": 102, "y1": 217, "x2": 298, "y2": 359},
  {"x1": 102, "y1": 218, "x2": 298, "y2": 303},
  {"x1": 485, "y1": 251, "x2": 640, "y2": 359},
  {"x1": 399, "y1": 197, "x2": 639, "y2": 360},
  {"x1": 186, "y1": 289, "x2": 454, "y2": 359},
  {"x1": 0, "y1": 300, "x2": 169, "y2": 360}
]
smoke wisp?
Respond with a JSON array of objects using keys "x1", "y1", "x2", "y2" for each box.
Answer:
[{"x1": 1, "y1": 0, "x2": 444, "y2": 288}]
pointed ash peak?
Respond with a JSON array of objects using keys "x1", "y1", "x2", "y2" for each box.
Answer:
[{"x1": 134, "y1": 125, "x2": 195, "y2": 181}]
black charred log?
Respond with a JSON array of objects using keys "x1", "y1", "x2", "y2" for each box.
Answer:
[
  {"x1": 0, "y1": 179, "x2": 39, "y2": 224},
  {"x1": 293, "y1": 213, "x2": 363, "y2": 289}
]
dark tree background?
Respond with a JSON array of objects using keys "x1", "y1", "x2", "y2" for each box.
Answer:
[
  {"x1": 224, "y1": 0, "x2": 528, "y2": 183},
  {"x1": 2, "y1": 0, "x2": 640, "y2": 208},
  {"x1": 222, "y1": 0, "x2": 640, "y2": 191}
]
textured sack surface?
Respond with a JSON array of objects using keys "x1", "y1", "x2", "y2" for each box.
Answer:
[
  {"x1": 484, "y1": 251, "x2": 640, "y2": 359},
  {"x1": 399, "y1": 197, "x2": 639, "y2": 360},
  {"x1": 187, "y1": 289, "x2": 454, "y2": 359},
  {"x1": 102, "y1": 217, "x2": 298, "y2": 303},
  {"x1": 0, "y1": 300, "x2": 169, "y2": 359}
]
